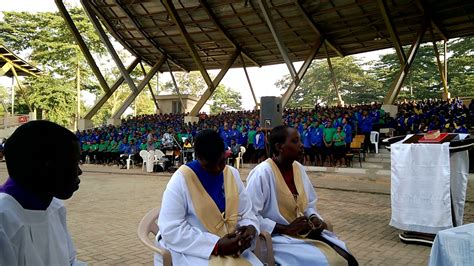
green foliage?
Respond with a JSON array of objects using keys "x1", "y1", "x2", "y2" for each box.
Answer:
[
  {"x1": 161, "y1": 71, "x2": 208, "y2": 96},
  {"x1": 277, "y1": 57, "x2": 384, "y2": 107},
  {"x1": 210, "y1": 85, "x2": 243, "y2": 114}
]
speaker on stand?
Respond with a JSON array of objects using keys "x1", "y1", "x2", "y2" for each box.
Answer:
[{"x1": 260, "y1": 96, "x2": 283, "y2": 158}]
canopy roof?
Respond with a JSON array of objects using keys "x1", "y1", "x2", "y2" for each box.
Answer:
[
  {"x1": 0, "y1": 45, "x2": 41, "y2": 77},
  {"x1": 90, "y1": 0, "x2": 474, "y2": 71}
]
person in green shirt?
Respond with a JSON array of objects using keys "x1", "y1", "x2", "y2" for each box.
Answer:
[
  {"x1": 332, "y1": 126, "x2": 346, "y2": 167},
  {"x1": 139, "y1": 139, "x2": 148, "y2": 151},
  {"x1": 247, "y1": 126, "x2": 257, "y2": 163},
  {"x1": 81, "y1": 141, "x2": 91, "y2": 163},
  {"x1": 107, "y1": 138, "x2": 120, "y2": 165},
  {"x1": 97, "y1": 139, "x2": 108, "y2": 164},
  {"x1": 323, "y1": 120, "x2": 336, "y2": 166},
  {"x1": 89, "y1": 140, "x2": 99, "y2": 164}
]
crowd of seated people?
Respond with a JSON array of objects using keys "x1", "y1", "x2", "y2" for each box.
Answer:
[{"x1": 76, "y1": 98, "x2": 472, "y2": 168}]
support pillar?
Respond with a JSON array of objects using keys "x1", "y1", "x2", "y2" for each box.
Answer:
[
  {"x1": 381, "y1": 104, "x2": 398, "y2": 118},
  {"x1": 240, "y1": 54, "x2": 259, "y2": 109},
  {"x1": 107, "y1": 118, "x2": 122, "y2": 126},
  {"x1": 430, "y1": 28, "x2": 449, "y2": 99},
  {"x1": 78, "y1": 119, "x2": 94, "y2": 130},
  {"x1": 383, "y1": 21, "x2": 427, "y2": 104},
  {"x1": 281, "y1": 40, "x2": 322, "y2": 107},
  {"x1": 324, "y1": 43, "x2": 343, "y2": 105}
]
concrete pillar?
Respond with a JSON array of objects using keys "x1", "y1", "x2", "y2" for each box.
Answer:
[
  {"x1": 107, "y1": 118, "x2": 122, "y2": 126},
  {"x1": 382, "y1": 104, "x2": 398, "y2": 118},
  {"x1": 28, "y1": 112, "x2": 36, "y2": 121},
  {"x1": 78, "y1": 119, "x2": 94, "y2": 131},
  {"x1": 442, "y1": 92, "x2": 451, "y2": 100},
  {"x1": 184, "y1": 116, "x2": 199, "y2": 125}
]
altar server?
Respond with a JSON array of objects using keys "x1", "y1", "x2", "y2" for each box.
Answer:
[
  {"x1": 154, "y1": 129, "x2": 262, "y2": 265},
  {"x1": 0, "y1": 120, "x2": 83, "y2": 265},
  {"x1": 246, "y1": 125, "x2": 358, "y2": 265}
]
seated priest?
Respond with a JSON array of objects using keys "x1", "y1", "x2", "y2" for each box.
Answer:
[
  {"x1": 246, "y1": 125, "x2": 358, "y2": 265},
  {"x1": 154, "y1": 129, "x2": 262, "y2": 265},
  {"x1": 0, "y1": 121, "x2": 83, "y2": 265}
]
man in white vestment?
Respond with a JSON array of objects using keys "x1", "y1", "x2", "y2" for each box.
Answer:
[
  {"x1": 154, "y1": 129, "x2": 262, "y2": 266},
  {"x1": 0, "y1": 121, "x2": 84, "y2": 265},
  {"x1": 246, "y1": 125, "x2": 358, "y2": 265}
]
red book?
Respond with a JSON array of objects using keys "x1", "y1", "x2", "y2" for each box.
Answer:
[{"x1": 419, "y1": 133, "x2": 449, "y2": 143}]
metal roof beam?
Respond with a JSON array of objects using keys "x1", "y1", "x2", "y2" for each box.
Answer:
[
  {"x1": 189, "y1": 49, "x2": 240, "y2": 116},
  {"x1": 324, "y1": 42, "x2": 343, "y2": 105},
  {"x1": 114, "y1": 0, "x2": 188, "y2": 72},
  {"x1": 166, "y1": 59, "x2": 185, "y2": 111},
  {"x1": 140, "y1": 61, "x2": 160, "y2": 111},
  {"x1": 258, "y1": 0, "x2": 297, "y2": 81},
  {"x1": 282, "y1": 38, "x2": 323, "y2": 107},
  {"x1": 113, "y1": 57, "x2": 165, "y2": 118},
  {"x1": 199, "y1": 0, "x2": 260, "y2": 67},
  {"x1": 82, "y1": 0, "x2": 140, "y2": 94},
  {"x1": 84, "y1": 58, "x2": 140, "y2": 120},
  {"x1": 416, "y1": 0, "x2": 448, "y2": 41},
  {"x1": 0, "y1": 62, "x2": 12, "y2": 77},
  {"x1": 377, "y1": 0, "x2": 406, "y2": 64},
  {"x1": 163, "y1": 0, "x2": 213, "y2": 88},
  {"x1": 240, "y1": 54, "x2": 259, "y2": 109},
  {"x1": 384, "y1": 20, "x2": 427, "y2": 104},
  {"x1": 430, "y1": 28, "x2": 448, "y2": 95},
  {"x1": 55, "y1": 0, "x2": 110, "y2": 93},
  {"x1": 295, "y1": 0, "x2": 344, "y2": 57}
]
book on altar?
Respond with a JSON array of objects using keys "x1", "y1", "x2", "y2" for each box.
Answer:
[{"x1": 419, "y1": 130, "x2": 449, "y2": 143}]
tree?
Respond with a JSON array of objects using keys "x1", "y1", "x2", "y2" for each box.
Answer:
[
  {"x1": 161, "y1": 71, "x2": 208, "y2": 96},
  {"x1": 371, "y1": 37, "x2": 474, "y2": 99},
  {"x1": 276, "y1": 56, "x2": 383, "y2": 107},
  {"x1": 210, "y1": 85, "x2": 243, "y2": 114},
  {"x1": 0, "y1": 8, "x2": 107, "y2": 127}
]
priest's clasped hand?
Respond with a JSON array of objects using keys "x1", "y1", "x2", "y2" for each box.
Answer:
[{"x1": 214, "y1": 225, "x2": 257, "y2": 256}]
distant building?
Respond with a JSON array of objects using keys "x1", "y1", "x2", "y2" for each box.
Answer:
[{"x1": 155, "y1": 94, "x2": 210, "y2": 114}]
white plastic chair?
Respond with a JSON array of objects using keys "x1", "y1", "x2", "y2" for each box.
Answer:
[
  {"x1": 370, "y1": 131, "x2": 380, "y2": 154},
  {"x1": 235, "y1": 146, "x2": 246, "y2": 169},
  {"x1": 126, "y1": 154, "x2": 134, "y2": 169},
  {"x1": 147, "y1": 150, "x2": 156, "y2": 173},
  {"x1": 139, "y1": 150, "x2": 149, "y2": 172}
]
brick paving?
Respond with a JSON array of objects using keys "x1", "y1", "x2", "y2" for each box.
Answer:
[{"x1": 0, "y1": 162, "x2": 473, "y2": 265}]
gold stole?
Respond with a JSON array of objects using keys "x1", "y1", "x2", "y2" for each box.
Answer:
[
  {"x1": 267, "y1": 159, "x2": 347, "y2": 266},
  {"x1": 180, "y1": 165, "x2": 251, "y2": 266}
]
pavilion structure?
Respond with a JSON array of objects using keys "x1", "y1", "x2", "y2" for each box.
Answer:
[{"x1": 54, "y1": 0, "x2": 474, "y2": 129}]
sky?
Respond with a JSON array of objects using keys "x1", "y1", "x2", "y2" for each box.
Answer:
[{"x1": 0, "y1": 0, "x2": 392, "y2": 110}]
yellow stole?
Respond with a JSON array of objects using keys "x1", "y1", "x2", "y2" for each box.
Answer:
[
  {"x1": 180, "y1": 165, "x2": 251, "y2": 266},
  {"x1": 267, "y1": 159, "x2": 347, "y2": 266}
]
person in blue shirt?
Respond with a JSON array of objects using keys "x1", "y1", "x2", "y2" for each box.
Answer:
[
  {"x1": 118, "y1": 139, "x2": 130, "y2": 169},
  {"x1": 359, "y1": 111, "x2": 373, "y2": 152},
  {"x1": 302, "y1": 123, "x2": 313, "y2": 165},
  {"x1": 220, "y1": 125, "x2": 231, "y2": 150},
  {"x1": 454, "y1": 120, "x2": 468, "y2": 134},
  {"x1": 342, "y1": 118, "x2": 352, "y2": 151},
  {"x1": 253, "y1": 127, "x2": 266, "y2": 163},
  {"x1": 310, "y1": 121, "x2": 324, "y2": 166},
  {"x1": 229, "y1": 125, "x2": 240, "y2": 142}
]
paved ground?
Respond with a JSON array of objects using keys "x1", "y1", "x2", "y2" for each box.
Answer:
[{"x1": 0, "y1": 162, "x2": 473, "y2": 265}]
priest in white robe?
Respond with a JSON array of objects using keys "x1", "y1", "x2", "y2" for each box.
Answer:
[
  {"x1": 0, "y1": 120, "x2": 84, "y2": 265},
  {"x1": 154, "y1": 129, "x2": 262, "y2": 266},
  {"x1": 246, "y1": 125, "x2": 358, "y2": 266}
]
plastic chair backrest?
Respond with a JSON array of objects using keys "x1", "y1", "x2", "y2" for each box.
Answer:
[
  {"x1": 240, "y1": 146, "x2": 246, "y2": 155},
  {"x1": 370, "y1": 131, "x2": 379, "y2": 143},
  {"x1": 148, "y1": 150, "x2": 155, "y2": 157},
  {"x1": 155, "y1": 149, "x2": 165, "y2": 158},
  {"x1": 137, "y1": 208, "x2": 172, "y2": 266},
  {"x1": 139, "y1": 150, "x2": 149, "y2": 160}
]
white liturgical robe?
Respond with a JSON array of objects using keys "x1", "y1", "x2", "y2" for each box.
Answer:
[
  {"x1": 154, "y1": 166, "x2": 262, "y2": 266},
  {"x1": 0, "y1": 193, "x2": 80, "y2": 266},
  {"x1": 246, "y1": 160, "x2": 350, "y2": 265}
]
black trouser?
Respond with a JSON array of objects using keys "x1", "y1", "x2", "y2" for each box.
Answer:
[
  {"x1": 245, "y1": 145, "x2": 255, "y2": 163},
  {"x1": 228, "y1": 154, "x2": 239, "y2": 167}
]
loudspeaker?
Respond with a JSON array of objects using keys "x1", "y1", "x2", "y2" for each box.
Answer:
[{"x1": 260, "y1": 96, "x2": 282, "y2": 129}]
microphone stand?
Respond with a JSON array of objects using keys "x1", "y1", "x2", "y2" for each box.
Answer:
[{"x1": 171, "y1": 134, "x2": 184, "y2": 165}]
